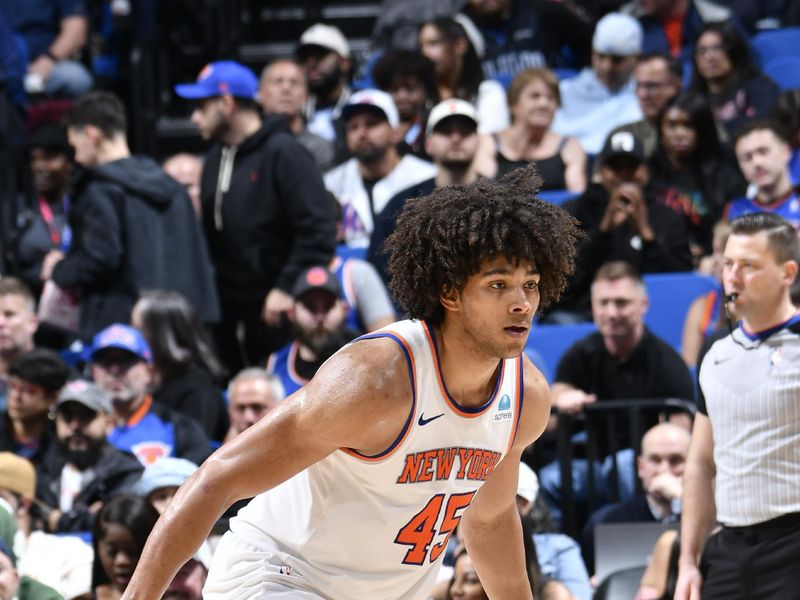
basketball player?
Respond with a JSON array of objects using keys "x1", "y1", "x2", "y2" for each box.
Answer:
[{"x1": 121, "y1": 165, "x2": 581, "y2": 600}]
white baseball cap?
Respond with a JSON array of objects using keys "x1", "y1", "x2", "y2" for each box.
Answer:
[
  {"x1": 341, "y1": 89, "x2": 400, "y2": 128},
  {"x1": 517, "y1": 461, "x2": 540, "y2": 504},
  {"x1": 426, "y1": 98, "x2": 479, "y2": 136},
  {"x1": 299, "y1": 23, "x2": 351, "y2": 59},
  {"x1": 592, "y1": 12, "x2": 643, "y2": 56}
]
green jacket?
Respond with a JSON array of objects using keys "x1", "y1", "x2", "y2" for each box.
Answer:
[{"x1": 17, "y1": 576, "x2": 64, "y2": 600}]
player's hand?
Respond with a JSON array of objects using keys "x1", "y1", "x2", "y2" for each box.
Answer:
[
  {"x1": 673, "y1": 562, "x2": 702, "y2": 600},
  {"x1": 261, "y1": 288, "x2": 293, "y2": 326},
  {"x1": 555, "y1": 389, "x2": 596, "y2": 415}
]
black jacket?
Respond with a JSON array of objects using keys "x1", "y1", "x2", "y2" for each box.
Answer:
[
  {"x1": 153, "y1": 364, "x2": 229, "y2": 443},
  {"x1": 52, "y1": 156, "x2": 220, "y2": 340},
  {"x1": 35, "y1": 442, "x2": 143, "y2": 533},
  {"x1": 557, "y1": 184, "x2": 693, "y2": 316},
  {"x1": 0, "y1": 414, "x2": 56, "y2": 466},
  {"x1": 200, "y1": 116, "x2": 336, "y2": 303}
]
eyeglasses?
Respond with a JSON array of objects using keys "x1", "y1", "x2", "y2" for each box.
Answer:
[{"x1": 696, "y1": 44, "x2": 725, "y2": 56}]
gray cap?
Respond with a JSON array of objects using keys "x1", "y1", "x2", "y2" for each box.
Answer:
[{"x1": 56, "y1": 380, "x2": 112, "y2": 414}]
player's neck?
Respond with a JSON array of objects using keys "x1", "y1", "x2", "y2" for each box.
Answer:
[{"x1": 434, "y1": 322, "x2": 502, "y2": 408}]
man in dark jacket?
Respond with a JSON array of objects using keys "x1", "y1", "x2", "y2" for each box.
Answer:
[
  {"x1": 551, "y1": 131, "x2": 692, "y2": 321},
  {"x1": 35, "y1": 379, "x2": 142, "y2": 533},
  {"x1": 40, "y1": 91, "x2": 219, "y2": 341},
  {"x1": 175, "y1": 61, "x2": 336, "y2": 370}
]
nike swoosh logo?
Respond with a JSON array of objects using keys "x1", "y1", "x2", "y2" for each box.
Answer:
[{"x1": 418, "y1": 413, "x2": 444, "y2": 426}]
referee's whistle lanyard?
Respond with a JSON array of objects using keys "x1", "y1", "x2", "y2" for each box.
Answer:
[{"x1": 38, "y1": 195, "x2": 72, "y2": 253}]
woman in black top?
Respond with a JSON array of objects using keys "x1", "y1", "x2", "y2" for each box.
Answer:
[
  {"x1": 482, "y1": 68, "x2": 587, "y2": 192},
  {"x1": 689, "y1": 21, "x2": 780, "y2": 141},
  {"x1": 648, "y1": 92, "x2": 746, "y2": 262},
  {"x1": 132, "y1": 291, "x2": 229, "y2": 443}
]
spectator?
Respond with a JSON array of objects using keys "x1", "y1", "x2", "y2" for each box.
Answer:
[
  {"x1": 581, "y1": 422, "x2": 691, "y2": 574},
  {"x1": 539, "y1": 262, "x2": 694, "y2": 521},
  {"x1": 0, "y1": 349, "x2": 68, "y2": 463},
  {"x1": 769, "y1": 89, "x2": 800, "y2": 187},
  {"x1": 368, "y1": 99, "x2": 482, "y2": 287},
  {"x1": 647, "y1": 92, "x2": 746, "y2": 260},
  {"x1": 41, "y1": 91, "x2": 220, "y2": 342},
  {"x1": 175, "y1": 61, "x2": 336, "y2": 372},
  {"x1": 418, "y1": 16, "x2": 509, "y2": 134},
  {"x1": 483, "y1": 67, "x2": 587, "y2": 191},
  {"x1": 91, "y1": 494, "x2": 158, "y2": 600},
  {"x1": 606, "y1": 53, "x2": 683, "y2": 160},
  {"x1": 688, "y1": 21, "x2": 781, "y2": 140},
  {"x1": 324, "y1": 89, "x2": 437, "y2": 248},
  {"x1": 0, "y1": 452, "x2": 93, "y2": 600},
  {"x1": 162, "y1": 153, "x2": 203, "y2": 219},
  {"x1": 371, "y1": 0, "x2": 461, "y2": 50},
  {"x1": 0, "y1": 537, "x2": 63, "y2": 600},
  {"x1": 517, "y1": 462, "x2": 592, "y2": 600},
  {"x1": 553, "y1": 132, "x2": 693, "y2": 320},
  {"x1": 131, "y1": 291, "x2": 228, "y2": 443},
  {"x1": 725, "y1": 120, "x2": 799, "y2": 228},
  {"x1": 327, "y1": 253, "x2": 396, "y2": 334},
  {"x1": 681, "y1": 221, "x2": 734, "y2": 366},
  {"x1": 621, "y1": 0, "x2": 731, "y2": 64},
  {"x1": 12, "y1": 125, "x2": 73, "y2": 296},
  {"x1": 0, "y1": 279, "x2": 37, "y2": 412},
  {"x1": 161, "y1": 549, "x2": 209, "y2": 600},
  {"x1": 88, "y1": 324, "x2": 210, "y2": 467},
  {"x1": 372, "y1": 49, "x2": 438, "y2": 158},
  {"x1": 132, "y1": 457, "x2": 198, "y2": 515},
  {"x1": 553, "y1": 13, "x2": 644, "y2": 155},
  {"x1": 267, "y1": 267, "x2": 358, "y2": 397},
  {"x1": 223, "y1": 368, "x2": 283, "y2": 443},
  {"x1": 296, "y1": 24, "x2": 353, "y2": 145},
  {"x1": 676, "y1": 213, "x2": 800, "y2": 600},
  {"x1": 0, "y1": 0, "x2": 93, "y2": 97},
  {"x1": 459, "y1": 0, "x2": 592, "y2": 84},
  {"x1": 258, "y1": 59, "x2": 335, "y2": 172},
  {"x1": 35, "y1": 380, "x2": 143, "y2": 534}
]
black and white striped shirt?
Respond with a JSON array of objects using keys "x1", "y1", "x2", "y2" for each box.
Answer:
[{"x1": 698, "y1": 316, "x2": 800, "y2": 526}]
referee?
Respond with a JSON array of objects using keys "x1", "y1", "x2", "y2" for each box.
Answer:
[{"x1": 675, "y1": 212, "x2": 800, "y2": 599}]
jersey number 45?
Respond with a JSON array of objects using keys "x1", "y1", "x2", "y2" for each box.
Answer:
[{"x1": 394, "y1": 491, "x2": 476, "y2": 565}]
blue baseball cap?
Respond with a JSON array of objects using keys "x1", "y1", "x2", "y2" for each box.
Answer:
[
  {"x1": 174, "y1": 61, "x2": 258, "y2": 101},
  {"x1": 89, "y1": 324, "x2": 152, "y2": 363}
]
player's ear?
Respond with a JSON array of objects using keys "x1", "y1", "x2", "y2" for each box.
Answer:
[{"x1": 439, "y1": 285, "x2": 461, "y2": 312}]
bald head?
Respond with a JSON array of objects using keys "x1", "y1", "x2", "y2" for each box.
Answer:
[{"x1": 259, "y1": 59, "x2": 308, "y2": 117}]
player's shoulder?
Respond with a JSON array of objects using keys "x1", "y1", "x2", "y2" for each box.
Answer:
[{"x1": 515, "y1": 355, "x2": 551, "y2": 447}]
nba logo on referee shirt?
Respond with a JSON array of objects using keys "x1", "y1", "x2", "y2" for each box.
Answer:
[{"x1": 495, "y1": 394, "x2": 512, "y2": 421}]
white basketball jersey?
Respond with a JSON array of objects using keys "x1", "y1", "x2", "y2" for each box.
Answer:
[{"x1": 230, "y1": 319, "x2": 524, "y2": 600}]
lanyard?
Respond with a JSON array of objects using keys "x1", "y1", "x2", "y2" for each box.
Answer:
[{"x1": 38, "y1": 196, "x2": 72, "y2": 252}]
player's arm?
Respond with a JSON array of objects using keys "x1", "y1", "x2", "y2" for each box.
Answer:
[
  {"x1": 674, "y1": 413, "x2": 716, "y2": 600},
  {"x1": 460, "y1": 359, "x2": 549, "y2": 599},
  {"x1": 121, "y1": 337, "x2": 412, "y2": 600}
]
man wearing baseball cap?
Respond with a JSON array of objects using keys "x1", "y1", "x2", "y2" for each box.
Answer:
[
  {"x1": 175, "y1": 61, "x2": 336, "y2": 374},
  {"x1": 295, "y1": 23, "x2": 353, "y2": 146},
  {"x1": 324, "y1": 89, "x2": 437, "y2": 248},
  {"x1": 368, "y1": 99, "x2": 481, "y2": 286},
  {"x1": 553, "y1": 12, "x2": 645, "y2": 154},
  {"x1": 34, "y1": 379, "x2": 143, "y2": 533},
  {"x1": 87, "y1": 324, "x2": 210, "y2": 467},
  {"x1": 267, "y1": 266, "x2": 357, "y2": 397},
  {"x1": 552, "y1": 130, "x2": 692, "y2": 319}
]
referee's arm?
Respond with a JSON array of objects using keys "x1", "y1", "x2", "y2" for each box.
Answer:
[{"x1": 675, "y1": 413, "x2": 717, "y2": 600}]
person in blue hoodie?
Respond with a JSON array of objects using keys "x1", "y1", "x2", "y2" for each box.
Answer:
[{"x1": 39, "y1": 91, "x2": 219, "y2": 342}]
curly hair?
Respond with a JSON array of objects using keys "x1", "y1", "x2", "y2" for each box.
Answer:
[{"x1": 385, "y1": 164, "x2": 581, "y2": 324}]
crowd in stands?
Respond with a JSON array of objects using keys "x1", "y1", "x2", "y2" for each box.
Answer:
[{"x1": 0, "y1": 0, "x2": 799, "y2": 597}]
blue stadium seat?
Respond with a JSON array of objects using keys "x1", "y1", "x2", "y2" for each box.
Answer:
[
  {"x1": 643, "y1": 272, "x2": 717, "y2": 352},
  {"x1": 752, "y1": 27, "x2": 800, "y2": 65},
  {"x1": 335, "y1": 244, "x2": 367, "y2": 262},
  {"x1": 525, "y1": 322, "x2": 597, "y2": 383},
  {"x1": 537, "y1": 189, "x2": 576, "y2": 206},
  {"x1": 762, "y1": 56, "x2": 800, "y2": 91}
]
